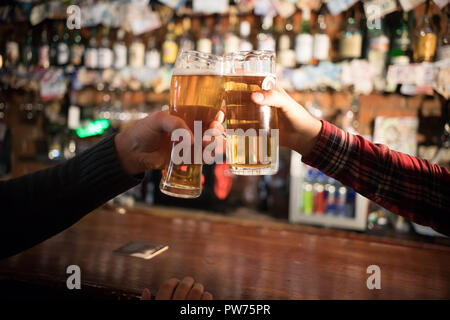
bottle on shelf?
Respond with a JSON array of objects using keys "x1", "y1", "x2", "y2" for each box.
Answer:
[
  {"x1": 49, "y1": 24, "x2": 59, "y2": 66},
  {"x1": 211, "y1": 14, "x2": 225, "y2": 55},
  {"x1": 197, "y1": 20, "x2": 212, "y2": 54},
  {"x1": 162, "y1": 21, "x2": 178, "y2": 66},
  {"x1": 437, "y1": 11, "x2": 449, "y2": 61},
  {"x1": 413, "y1": 0, "x2": 437, "y2": 62},
  {"x1": 312, "y1": 5, "x2": 330, "y2": 64},
  {"x1": 98, "y1": 27, "x2": 113, "y2": 69},
  {"x1": 390, "y1": 11, "x2": 411, "y2": 65},
  {"x1": 335, "y1": 182, "x2": 347, "y2": 216},
  {"x1": 57, "y1": 23, "x2": 70, "y2": 67},
  {"x1": 5, "y1": 30, "x2": 19, "y2": 67},
  {"x1": 313, "y1": 171, "x2": 326, "y2": 215},
  {"x1": 277, "y1": 17, "x2": 296, "y2": 68},
  {"x1": 295, "y1": 9, "x2": 313, "y2": 65},
  {"x1": 324, "y1": 177, "x2": 337, "y2": 215},
  {"x1": 84, "y1": 28, "x2": 98, "y2": 69},
  {"x1": 179, "y1": 17, "x2": 195, "y2": 52},
  {"x1": 301, "y1": 168, "x2": 314, "y2": 215},
  {"x1": 145, "y1": 35, "x2": 161, "y2": 69},
  {"x1": 70, "y1": 28, "x2": 84, "y2": 67},
  {"x1": 367, "y1": 18, "x2": 389, "y2": 90},
  {"x1": 225, "y1": 11, "x2": 240, "y2": 54},
  {"x1": 257, "y1": 15, "x2": 276, "y2": 52},
  {"x1": 38, "y1": 25, "x2": 50, "y2": 69},
  {"x1": 22, "y1": 29, "x2": 36, "y2": 68},
  {"x1": 239, "y1": 19, "x2": 253, "y2": 51},
  {"x1": 339, "y1": 7, "x2": 363, "y2": 60},
  {"x1": 113, "y1": 29, "x2": 127, "y2": 69},
  {"x1": 129, "y1": 34, "x2": 145, "y2": 68}
]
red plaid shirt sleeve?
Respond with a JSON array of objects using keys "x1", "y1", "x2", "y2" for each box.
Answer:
[{"x1": 302, "y1": 120, "x2": 450, "y2": 236}]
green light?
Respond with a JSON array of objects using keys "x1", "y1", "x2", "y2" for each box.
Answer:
[{"x1": 76, "y1": 119, "x2": 110, "y2": 138}]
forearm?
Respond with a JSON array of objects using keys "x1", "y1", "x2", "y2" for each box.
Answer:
[
  {"x1": 0, "y1": 134, "x2": 142, "y2": 259},
  {"x1": 302, "y1": 121, "x2": 450, "y2": 235}
]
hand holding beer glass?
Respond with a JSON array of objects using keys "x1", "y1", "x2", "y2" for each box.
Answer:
[
  {"x1": 159, "y1": 50, "x2": 224, "y2": 198},
  {"x1": 224, "y1": 51, "x2": 279, "y2": 175}
]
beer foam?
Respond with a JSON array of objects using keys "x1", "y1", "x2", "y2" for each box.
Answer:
[
  {"x1": 172, "y1": 69, "x2": 222, "y2": 76},
  {"x1": 222, "y1": 72, "x2": 276, "y2": 77}
]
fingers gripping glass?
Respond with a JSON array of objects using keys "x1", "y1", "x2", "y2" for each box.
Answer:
[{"x1": 159, "y1": 50, "x2": 224, "y2": 198}]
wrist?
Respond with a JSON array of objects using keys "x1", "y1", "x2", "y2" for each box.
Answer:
[
  {"x1": 293, "y1": 118, "x2": 322, "y2": 157},
  {"x1": 114, "y1": 132, "x2": 142, "y2": 176}
]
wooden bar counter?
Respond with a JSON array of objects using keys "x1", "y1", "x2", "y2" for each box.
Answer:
[{"x1": 0, "y1": 205, "x2": 449, "y2": 299}]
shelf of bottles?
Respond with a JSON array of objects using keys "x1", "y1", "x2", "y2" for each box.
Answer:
[{"x1": 289, "y1": 154, "x2": 368, "y2": 231}]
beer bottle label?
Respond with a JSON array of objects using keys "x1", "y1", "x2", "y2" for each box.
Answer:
[
  {"x1": 38, "y1": 45, "x2": 50, "y2": 68},
  {"x1": 295, "y1": 34, "x2": 313, "y2": 64},
  {"x1": 57, "y1": 42, "x2": 69, "y2": 65},
  {"x1": 98, "y1": 48, "x2": 113, "y2": 69},
  {"x1": 145, "y1": 49, "x2": 161, "y2": 69},
  {"x1": 313, "y1": 34, "x2": 330, "y2": 61},
  {"x1": 197, "y1": 38, "x2": 212, "y2": 54},
  {"x1": 340, "y1": 34, "x2": 362, "y2": 59},
  {"x1": 6, "y1": 41, "x2": 19, "y2": 63},
  {"x1": 85, "y1": 48, "x2": 98, "y2": 69},
  {"x1": 113, "y1": 44, "x2": 127, "y2": 69},
  {"x1": 416, "y1": 34, "x2": 437, "y2": 61},
  {"x1": 71, "y1": 44, "x2": 84, "y2": 66},
  {"x1": 162, "y1": 41, "x2": 178, "y2": 65},
  {"x1": 130, "y1": 42, "x2": 145, "y2": 67}
]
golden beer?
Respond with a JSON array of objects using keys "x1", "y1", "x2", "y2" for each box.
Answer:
[
  {"x1": 224, "y1": 74, "x2": 279, "y2": 175},
  {"x1": 160, "y1": 72, "x2": 224, "y2": 198}
]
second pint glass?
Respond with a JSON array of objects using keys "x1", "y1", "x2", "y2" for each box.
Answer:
[
  {"x1": 159, "y1": 50, "x2": 223, "y2": 198},
  {"x1": 224, "y1": 51, "x2": 279, "y2": 175}
]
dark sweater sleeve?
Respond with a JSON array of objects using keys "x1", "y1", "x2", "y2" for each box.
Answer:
[{"x1": 0, "y1": 134, "x2": 142, "y2": 259}]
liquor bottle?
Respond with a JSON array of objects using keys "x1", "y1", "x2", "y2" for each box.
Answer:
[
  {"x1": 197, "y1": 21, "x2": 212, "y2": 53},
  {"x1": 129, "y1": 35, "x2": 145, "y2": 68},
  {"x1": 113, "y1": 29, "x2": 127, "y2": 69},
  {"x1": 5, "y1": 31, "x2": 19, "y2": 67},
  {"x1": 57, "y1": 24, "x2": 70, "y2": 66},
  {"x1": 179, "y1": 17, "x2": 195, "y2": 51},
  {"x1": 38, "y1": 25, "x2": 50, "y2": 69},
  {"x1": 84, "y1": 28, "x2": 98, "y2": 69},
  {"x1": 339, "y1": 8, "x2": 363, "y2": 60},
  {"x1": 22, "y1": 29, "x2": 36, "y2": 68},
  {"x1": 367, "y1": 18, "x2": 389, "y2": 90},
  {"x1": 162, "y1": 21, "x2": 178, "y2": 66},
  {"x1": 239, "y1": 20, "x2": 253, "y2": 51},
  {"x1": 49, "y1": 24, "x2": 59, "y2": 66},
  {"x1": 437, "y1": 12, "x2": 449, "y2": 61},
  {"x1": 390, "y1": 11, "x2": 411, "y2": 65},
  {"x1": 277, "y1": 18, "x2": 296, "y2": 68},
  {"x1": 295, "y1": 9, "x2": 313, "y2": 65},
  {"x1": 257, "y1": 15, "x2": 276, "y2": 52},
  {"x1": 225, "y1": 12, "x2": 240, "y2": 54},
  {"x1": 312, "y1": 6, "x2": 330, "y2": 64},
  {"x1": 98, "y1": 27, "x2": 113, "y2": 69},
  {"x1": 0, "y1": 41, "x2": 4, "y2": 70},
  {"x1": 70, "y1": 28, "x2": 84, "y2": 67},
  {"x1": 145, "y1": 35, "x2": 160, "y2": 69},
  {"x1": 413, "y1": 0, "x2": 437, "y2": 62},
  {"x1": 212, "y1": 15, "x2": 225, "y2": 55}
]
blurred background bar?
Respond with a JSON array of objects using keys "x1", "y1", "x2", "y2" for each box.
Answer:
[{"x1": 0, "y1": 0, "x2": 449, "y2": 245}]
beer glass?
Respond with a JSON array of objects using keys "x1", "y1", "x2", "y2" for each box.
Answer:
[
  {"x1": 159, "y1": 50, "x2": 224, "y2": 198},
  {"x1": 223, "y1": 50, "x2": 279, "y2": 175}
]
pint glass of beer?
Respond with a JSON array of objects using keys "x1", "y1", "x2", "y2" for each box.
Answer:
[
  {"x1": 224, "y1": 50, "x2": 279, "y2": 175},
  {"x1": 159, "y1": 50, "x2": 224, "y2": 198}
]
